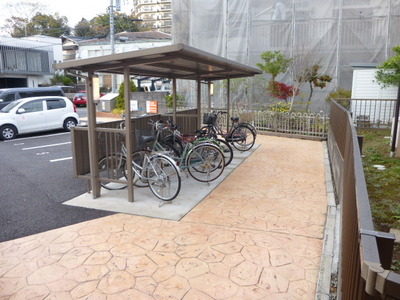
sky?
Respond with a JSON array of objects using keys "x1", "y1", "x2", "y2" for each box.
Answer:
[{"x1": 0, "y1": 0, "x2": 132, "y2": 35}]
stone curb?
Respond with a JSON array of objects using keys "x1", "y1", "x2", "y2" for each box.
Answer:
[{"x1": 315, "y1": 141, "x2": 340, "y2": 299}]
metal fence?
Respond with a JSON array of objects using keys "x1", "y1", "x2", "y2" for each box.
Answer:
[
  {"x1": 334, "y1": 98, "x2": 397, "y2": 129},
  {"x1": 207, "y1": 109, "x2": 330, "y2": 139},
  {"x1": 328, "y1": 100, "x2": 400, "y2": 299}
]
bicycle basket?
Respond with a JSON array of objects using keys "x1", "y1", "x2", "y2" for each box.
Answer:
[{"x1": 203, "y1": 113, "x2": 217, "y2": 124}]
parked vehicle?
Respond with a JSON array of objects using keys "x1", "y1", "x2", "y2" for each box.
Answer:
[
  {"x1": 72, "y1": 91, "x2": 106, "y2": 107},
  {"x1": 0, "y1": 87, "x2": 65, "y2": 109},
  {"x1": 72, "y1": 91, "x2": 87, "y2": 107},
  {"x1": 0, "y1": 96, "x2": 79, "y2": 140},
  {"x1": 53, "y1": 86, "x2": 78, "y2": 100}
]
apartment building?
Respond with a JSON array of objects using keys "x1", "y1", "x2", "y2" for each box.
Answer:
[{"x1": 133, "y1": 0, "x2": 172, "y2": 33}]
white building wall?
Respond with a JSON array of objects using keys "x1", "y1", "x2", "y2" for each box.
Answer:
[{"x1": 351, "y1": 68, "x2": 397, "y2": 124}]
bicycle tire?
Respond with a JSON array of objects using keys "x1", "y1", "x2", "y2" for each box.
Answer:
[
  {"x1": 230, "y1": 124, "x2": 256, "y2": 151},
  {"x1": 147, "y1": 155, "x2": 181, "y2": 201},
  {"x1": 239, "y1": 122, "x2": 257, "y2": 136},
  {"x1": 158, "y1": 141, "x2": 181, "y2": 159},
  {"x1": 212, "y1": 138, "x2": 233, "y2": 167},
  {"x1": 130, "y1": 150, "x2": 149, "y2": 187},
  {"x1": 98, "y1": 155, "x2": 127, "y2": 190},
  {"x1": 162, "y1": 135, "x2": 184, "y2": 156},
  {"x1": 195, "y1": 138, "x2": 233, "y2": 167},
  {"x1": 186, "y1": 143, "x2": 225, "y2": 182}
]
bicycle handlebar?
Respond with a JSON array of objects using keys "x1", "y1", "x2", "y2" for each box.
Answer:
[{"x1": 212, "y1": 111, "x2": 227, "y2": 115}]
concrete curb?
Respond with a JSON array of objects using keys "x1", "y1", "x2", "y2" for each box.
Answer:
[{"x1": 315, "y1": 141, "x2": 340, "y2": 299}]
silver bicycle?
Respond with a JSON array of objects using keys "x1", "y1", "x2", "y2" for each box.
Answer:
[{"x1": 98, "y1": 130, "x2": 181, "y2": 201}]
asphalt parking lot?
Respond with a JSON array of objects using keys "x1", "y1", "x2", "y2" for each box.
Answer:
[{"x1": 0, "y1": 130, "x2": 114, "y2": 242}]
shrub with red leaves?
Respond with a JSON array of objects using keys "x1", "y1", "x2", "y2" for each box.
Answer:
[{"x1": 268, "y1": 81, "x2": 299, "y2": 102}]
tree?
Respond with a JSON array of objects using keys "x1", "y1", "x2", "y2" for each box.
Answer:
[
  {"x1": 288, "y1": 46, "x2": 317, "y2": 111},
  {"x1": 256, "y1": 51, "x2": 292, "y2": 96},
  {"x1": 25, "y1": 13, "x2": 70, "y2": 37},
  {"x1": 165, "y1": 94, "x2": 185, "y2": 109},
  {"x1": 50, "y1": 74, "x2": 75, "y2": 86},
  {"x1": 115, "y1": 80, "x2": 138, "y2": 112},
  {"x1": 301, "y1": 64, "x2": 332, "y2": 110},
  {"x1": 3, "y1": 2, "x2": 69, "y2": 37},
  {"x1": 74, "y1": 18, "x2": 96, "y2": 37},
  {"x1": 267, "y1": 81, "x2": 299, "y2": 102},
  {"x1": 376, "y1": 46, "x2": 400, "y2": 88},
  {"x1": 2, "y1": 1, "x2": 46, "y2": 36},
  {"x1": 257, "y1": 51, "x2": 291, "y2": 81},
  {"x1": 88, "y1": 12, "x2": 141, "y2": 37}
]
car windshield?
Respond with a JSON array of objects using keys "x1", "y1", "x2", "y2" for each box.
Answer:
[
  {"x1": 0, "y1": 100, "x2": 22, "y2": 113},
  {"x1": 74, "y1": 93, "x2": 86, "y2": 97}
]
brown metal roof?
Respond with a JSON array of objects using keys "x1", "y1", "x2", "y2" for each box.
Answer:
[{"x1": 54, "y1": 43, "x2": 262, "y2": 81}]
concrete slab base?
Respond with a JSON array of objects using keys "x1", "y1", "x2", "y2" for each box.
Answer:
[{"x1": 63, "y1": 145, "x2": 258, "y2": 221}]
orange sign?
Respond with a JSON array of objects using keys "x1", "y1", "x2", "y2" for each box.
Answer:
[{"x1": 146, "y1": 101, "x2": 158, "y2": 114}]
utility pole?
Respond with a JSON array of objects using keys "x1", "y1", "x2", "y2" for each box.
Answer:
[{"x1": 110, "y1": 0, "x2": 116, "y2": 92}]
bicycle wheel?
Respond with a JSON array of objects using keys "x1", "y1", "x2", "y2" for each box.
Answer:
[
  {"x1": 239, "y1": 122, "x2": 257, "y2": 136},
  {"x1": 186, "y1": 144, "x2": 225, "y2": 182},
  {"x1": 196, "y1": 138, "x2": 233, "y2": 167},
  {"x1": 98, "y1": 155, "x2": 127, "y2": 190},
  {"x1": 147, "y1": 155, "x2": 181, "y2": 201},
  {"x1": 130, "y1": 150, "x2": 149, "y2": 187},
  {"x1": 162, "y1": 135, "x2": 184, "y2": 156},
  {"x1": 212, "y1": 139, "x2": 233, "y2": 167},
  {"x1": 158, "y1": 141, "x2": 181, "y2": 160},
  {"x1": 230, "y1": 124, "x2": 256, "y2": 151}
]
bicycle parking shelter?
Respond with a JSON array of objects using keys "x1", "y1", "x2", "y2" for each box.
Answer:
[{"x1": 55, "y1": 43, "x2": 261, "y2": 202}]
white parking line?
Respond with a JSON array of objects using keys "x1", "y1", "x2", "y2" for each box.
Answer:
[
  {"x1": 50, "y1": 157, "x2": 72, "y2": 162},
  {"x1": 22, "y1": 142, "x2": 71, "y2": 150},
  {"x1": 3, "y1": 132, "x2": 70, "y2": 142}
]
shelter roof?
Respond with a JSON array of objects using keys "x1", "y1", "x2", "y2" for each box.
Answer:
[{"x1": 54, "y1": 43, "x2": 262, "y2": 81}]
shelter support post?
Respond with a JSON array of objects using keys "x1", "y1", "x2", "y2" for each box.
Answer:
[
  {"x1": 208, "y1": 81, "x2": 212, "y2": 111},
  {"x1": 197, "y1": 77, "x2": 201, "y2": 128},
  {"x1": 124, "y1": 67, "x2": 134, "y2": 202},
  {"x1": 173, "y1": 78, "x2": 177, "y2": 123},
  {"x1": 226, "y1": 78, "x2": 230, "y2": 131},
  {"x1": 86, "y1": 71, "x2": 101, "y2": 198}
]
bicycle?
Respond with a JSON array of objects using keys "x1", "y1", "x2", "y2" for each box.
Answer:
[
  {"x1": 199, "y1": 111, "x2": 256, "y2": 151},
  {"x1": 98, "y1": 127, "x2": 181, "y2": 201},
  {"x1": 150, "y1": 120, "x2": 226, "y2": 183},
  {"x1": 161, "y1": 119, "x2": 234, "y2": 167}
]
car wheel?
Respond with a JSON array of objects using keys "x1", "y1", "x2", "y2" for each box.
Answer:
[
  {"x1": 0, "y1": 125, "x2": 17, "y2": 140},
  {"x1": 63, "y1": 118, "x2": 77, "y2": 131}
]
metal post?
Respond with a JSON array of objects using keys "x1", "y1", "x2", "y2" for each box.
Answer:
[
  {"x1": 86, "y1": 71, "x2": 100, "y2": 198},
  {"x1": 207, "y1": 81, "x2": 212, "y2": 111},
  {"x1": 390, "y1": 80, "x2": 400, "y2": 157},
  {"x1": 124, "y1": 66, "x2": 134, "y2": 202},
  {"x1": 110, "y1": 0, "x2": 116, "y2": 92},
  {"x1": 197, "y1": 77, "x2": 201, "y2": 128},
  {"x1": 173, "y1": 78, "x2": 177, "y2": 123},
  {"x1": 227, "y1": 78, "x2": 230, "y2": 131}
]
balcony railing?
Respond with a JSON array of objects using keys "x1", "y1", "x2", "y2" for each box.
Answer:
[{"x1": 335, "y1": 98, "x2": 397, "y2": 128}]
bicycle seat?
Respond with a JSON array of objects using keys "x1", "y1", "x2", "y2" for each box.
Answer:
[
  {"x1": 195, "y1": 129, "x2": 207, "y2": 136},
  {"x1": 141, "y1": 136, "x2": 156, "y2": 144},
  {"x1": 231, "y1": 117, "x2": 240, "y2": 122}
]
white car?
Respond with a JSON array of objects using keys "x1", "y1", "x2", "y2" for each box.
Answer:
[{"x1": 0, "y1": 96, "x2": 79, "y2": 140}]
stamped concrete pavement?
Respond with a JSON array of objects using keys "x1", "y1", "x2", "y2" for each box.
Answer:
[{"x1": 0, "y1": 135, "x2": 329, "y2": 299}]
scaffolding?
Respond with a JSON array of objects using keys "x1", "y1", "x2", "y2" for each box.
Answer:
[{"x1": 172, "y1": 0, "x2": 400, "y2": 112}]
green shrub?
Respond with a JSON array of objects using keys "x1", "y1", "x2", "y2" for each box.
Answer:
[
  {"x1": 115, "y1": 80, "x2": 137, "y2": 111},
  {"x1": 165, "y1": 94, "x2": 185, "y2": 109},
  {"x1": 326, "y1": 87, "x2": 351, "y2": 109}
]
